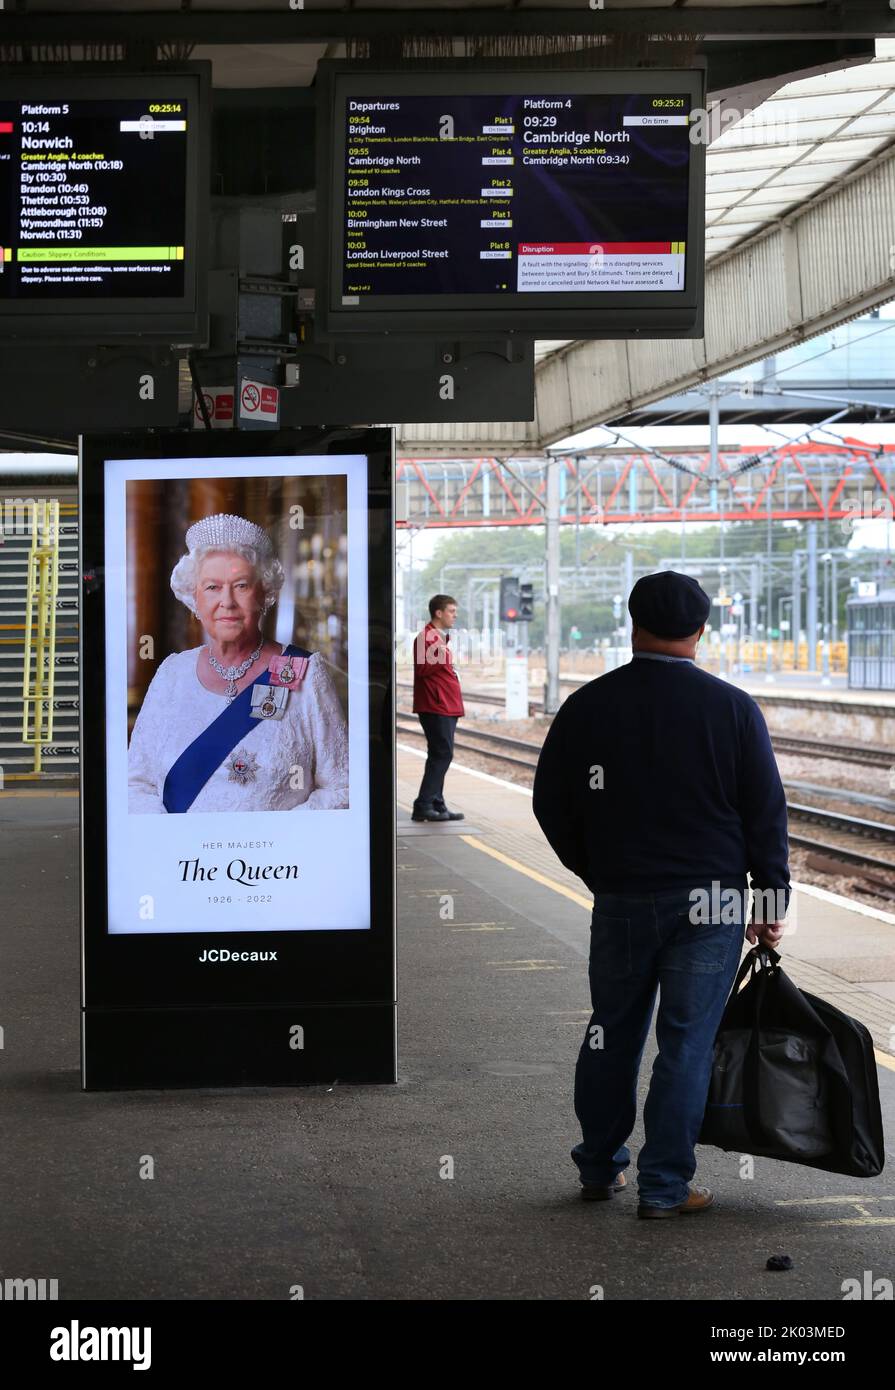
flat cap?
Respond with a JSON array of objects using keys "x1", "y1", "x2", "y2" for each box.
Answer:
[{"x1": 628, "y1": 570, "x2": 711, "y2": 639}]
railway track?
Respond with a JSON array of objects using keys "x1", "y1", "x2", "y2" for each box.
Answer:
[
  {"x1": 783, "y1": 780, "x2": 895, "y2": 814},
  {"x1": 398, "y1": 683, "x2": 895, "y2": 769},
  {"x1": 771, "y1": 735, "x2": 892, "y2": 769},
  {"x1": 396, "y1": 713, "x2": 539, "y2": 770},
  {"x1": 786, "y1": 802, "x2": 895, "y2": 846},
  {"x1": 396, "y1": 712, "x2": 895, "y2": 873},
  {"x1": 783, "y1": 834, "x2": 895, "y2": 875}
]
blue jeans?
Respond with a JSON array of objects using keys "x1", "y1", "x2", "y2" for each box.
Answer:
[{"x1": 572, "y1": 882, "x2": 746, "y2": 1208}]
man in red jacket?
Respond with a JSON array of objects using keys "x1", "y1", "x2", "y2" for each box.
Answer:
[{"x1": 411, "y1": 594, "x2": 466, "y2": 822}]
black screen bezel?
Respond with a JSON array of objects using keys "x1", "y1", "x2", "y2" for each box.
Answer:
[
  {"x1": 316, "y1": 62, "x2": 706, "y2": 339},
  {"x1": 79, "y1": 426, "x2": 395, "y2": 1010},
  {"x1": 0, "y1": 64, "x2": 210, "y2": 344}
]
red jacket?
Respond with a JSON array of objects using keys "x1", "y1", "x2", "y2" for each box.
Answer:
[{"x1": 412, "y1": 622, "x2": 465, "y2": 717}]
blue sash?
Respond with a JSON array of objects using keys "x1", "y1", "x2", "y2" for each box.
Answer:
[{"x1": 162, "y1": 644, "x2": 311, "y2": 814}]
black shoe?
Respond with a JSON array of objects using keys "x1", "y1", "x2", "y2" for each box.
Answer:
[
  {"x1": 433, "y1": 805, "x2": 464, "y2": 821},
  {"x1": 411, "y1": 807, "x2": 452, "y2": 822},
  {"x1": 581, "y1": 1172, "x2": 627, "y2": 1201}
]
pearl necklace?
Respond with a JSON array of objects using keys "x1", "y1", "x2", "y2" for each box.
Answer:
[{"x1": 207, "y1": 639, "x2": 264, "y2": 702}]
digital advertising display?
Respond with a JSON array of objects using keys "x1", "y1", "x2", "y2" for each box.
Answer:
[
  {"x1": 108, "y1": 456, "x2": 365, "y2": 935},
  {"x1": 0, "y1": 66, "x2": 209, "y2": 342},
  {"x1": 317, "y1": 63, "x2": 705, "y2": 338},
  {"x1": 80, "y1": 429, "x2": 395, "y2": 1089}
]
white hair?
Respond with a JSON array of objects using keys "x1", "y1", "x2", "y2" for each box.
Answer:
[{"x1": 170, "y1": 544, "x2": 285, "y2": 618}]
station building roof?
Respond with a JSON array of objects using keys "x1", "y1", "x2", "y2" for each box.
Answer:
[{"x1": 535, "y1": 41, "x2": 895, "y2": 369}]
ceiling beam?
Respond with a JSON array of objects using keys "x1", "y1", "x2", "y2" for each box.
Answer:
[{"x1": 1, "y1": 6, "x2": 895, "y2": 46}]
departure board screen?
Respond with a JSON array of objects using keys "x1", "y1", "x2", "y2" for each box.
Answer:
[
  {"x1": 0, "y1": 97, "x2": 188, "y2": 300},
  {"x1": 0, "y1": 69, "x2": 208, "y2": 342},
  {"x1": 319, "y1": 67, "x2": 705, "y2": 338},
  {"x1": 342, "y1": 94, "x2": 689, "y2": 297}
]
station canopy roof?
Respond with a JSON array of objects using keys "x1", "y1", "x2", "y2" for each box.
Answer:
[{"x1": 535, "y1": 39, "x2": 895, "y2": 365}]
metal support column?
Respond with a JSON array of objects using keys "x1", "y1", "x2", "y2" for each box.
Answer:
[
  {"x1": 765, "y1": 479, "x2": 774, "y2": 682},
  {"x1": 624, "y1": 550, "x2": 634, "y2": 644},
  {"x1": 792, "y1": 549, "x2": 801, "y2": 672},
  {"x1": 807, "y1": 522, "x2": 818, "y2": 673},
  {"x1": 709, "y1": 391, "x2": 719, "y2": 518},
  {"x1": 544, "y1": 455, "x2": 561, "y2": 715}
]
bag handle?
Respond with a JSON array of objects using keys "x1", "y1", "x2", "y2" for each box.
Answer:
[
  {"x1": 742, "y1": 946, "x2": 781, "y2": 1143},
  {"x1": 732, "y1": 943, "x2": 780, "y2": 997}
]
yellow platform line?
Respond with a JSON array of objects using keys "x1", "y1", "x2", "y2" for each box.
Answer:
[
  {"x1": 400, "y1": 792, "x2": 895, "y2": 1070},
  {"x1": 0, "y1": 788, "x2": 78, "y2": 798},
  {"x1": 460, "y1": 833, "x2": 593, "y2": 910},
  {"x1": 456, "y1": 834, "x2": 895, "y2": 1073}
]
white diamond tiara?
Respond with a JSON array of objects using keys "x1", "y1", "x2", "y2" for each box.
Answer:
[{"x1": 185, "y1": 513, "x2": 273, "y2": 557}]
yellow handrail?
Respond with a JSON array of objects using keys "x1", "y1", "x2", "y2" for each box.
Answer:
[{"x1": 21, "y1": 500, "x2": 60, "y2": 774}]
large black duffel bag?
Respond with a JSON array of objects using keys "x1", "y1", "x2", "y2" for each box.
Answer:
[{"x1": 699, "y1": 946, "x2": 885, "y2": 1178}]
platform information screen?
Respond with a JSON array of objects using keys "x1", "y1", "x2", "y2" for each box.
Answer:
[
  {"x1": 318, "y1": 65, "x2": 705, "y2": 337},
  {"x1": 343, "y1": 93, "x2": 689, "y2": 296},
  {"x1": 0, "y1": 97, "x2": 188, "y2": 299},
  {"x1": 0, "y1": 69, "x2": 208, "y2": 340}
]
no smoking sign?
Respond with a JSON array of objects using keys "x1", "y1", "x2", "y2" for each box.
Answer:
[
  {"x1": 191, "y1": 386, "x2": 234, "y2": 431},
  {"x1": 239, "y1": 378, "x2": 280, "y2": 424}
]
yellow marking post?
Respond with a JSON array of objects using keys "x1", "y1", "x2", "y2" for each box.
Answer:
[{"x1": 21, "y1": 499, "x2": 60, "y2": 773}]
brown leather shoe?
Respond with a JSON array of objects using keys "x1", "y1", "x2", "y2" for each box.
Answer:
[
  {"x1": 581, "y1": 1171, "x2": 627, "y2": 1201},
  {"x1": 637, "y1": 1185, "x2": 714, "y2": 1219}
]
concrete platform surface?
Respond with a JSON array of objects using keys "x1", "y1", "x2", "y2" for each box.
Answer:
[{"x1": 0, "y1": 772, "x2": 892, "y2": 1301}]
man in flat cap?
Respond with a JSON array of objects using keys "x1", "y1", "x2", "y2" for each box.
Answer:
[{"x1": 533, "y1": 569, "x2": 789, "y2": 1219}]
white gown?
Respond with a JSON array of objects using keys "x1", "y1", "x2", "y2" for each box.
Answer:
[{"x1": 127, "y1": 646, "x2": 349, "y2": 813}]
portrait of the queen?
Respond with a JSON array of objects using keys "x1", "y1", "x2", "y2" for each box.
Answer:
[{"x1": 127, "y1": 510, "x2": 348, "y2": 814}]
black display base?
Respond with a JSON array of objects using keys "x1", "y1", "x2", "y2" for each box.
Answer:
[{"x1": 82, "y1": 1003, "x2": 396, "y2": 1090}]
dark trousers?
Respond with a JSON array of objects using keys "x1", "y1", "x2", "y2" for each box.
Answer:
[
  {"x1": 414, "y1": 713, "x2": 458, "y2": 811},
  {"x1": 572, "y1": 882, "x2": 745, "y2": 1207}
]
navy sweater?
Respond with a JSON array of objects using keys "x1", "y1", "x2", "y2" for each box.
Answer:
[{"x1": 532, "y1": 656, "x2": 791, "y2": 910}]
